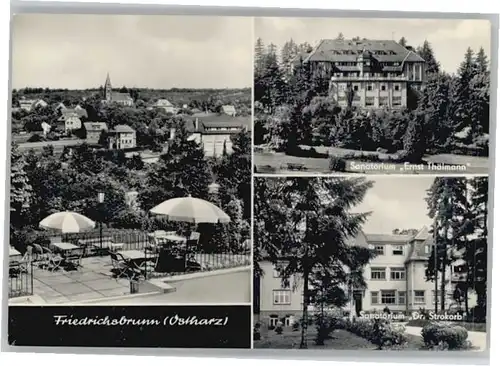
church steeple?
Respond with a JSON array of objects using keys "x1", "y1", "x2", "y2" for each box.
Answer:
[{"x1": 104, "y1": 73, "x2": 112, "y2": 102}]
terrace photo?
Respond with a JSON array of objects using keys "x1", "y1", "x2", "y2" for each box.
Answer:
[
  {"x1": 253, "y1": 176, "x2": 488, "y2": 350},
  {"x1": 253, "y1": 17, "x2": 492, "y2": 175},
  {"x1": 7, "y1": 14, "x2": 252, "y2": 306}
]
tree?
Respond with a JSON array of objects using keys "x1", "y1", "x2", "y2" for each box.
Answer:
[
  {"x1": 417, "y1": 40, "x2": 440, "y2": 75},
  {"x1": 426, "y1": 178, "x2": 468, "y2": 310},
  {"x1": 10, "y1": 144, "x2": 32, "y2": 227},
  {"x1": 336, "y1": 32, "x2": 345, "y2": 40},
  {"x1": 254, "y1": 177, "x2": 374, "y2": 348},
  {"x1": 139, "y1": 124, "x2": 212, "y2": 211},
  {"x1": 403, "y1": 111, "x2": 427, "y2": 162},
  {"x1": 398, "y1": 37, "x2": 408, "y2": 47}
]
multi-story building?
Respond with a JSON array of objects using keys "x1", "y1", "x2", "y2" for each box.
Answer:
[
  {"x1": 293, "y1": 39, "x2": 426, "y2": 109},
  {"x1": 254, "y1": 227, "x2": 477, "y2": 326},
  {"x1": 170, "y1": 113, "x2": 251, "y2": 158},
  {"x1": 110, "y1": 124, "x2": 137, "y2": 149}
]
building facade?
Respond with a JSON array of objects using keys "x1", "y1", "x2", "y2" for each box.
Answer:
[
  {"x1": 255, "y1": 227, "x2": 477, "y2": 326},
  {"x1": 103, "y1": 73, "x2": 134, "y2": 106},
  {"x1": 62, "y1": 114, "x2": 82, "y2": 132},
  {"x1": 294, "y1": 39, "x2": 426, "y2": 109},
  {"x1": 84, "y1": 122, "x2": 108, "y2": 144},
  {"x1": 111, "y1": 124, "x2": 137, "y2": 149}
]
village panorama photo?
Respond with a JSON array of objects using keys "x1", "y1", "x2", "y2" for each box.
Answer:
[{"x1": 7, "y1": 14, "x2": 252, "y2": 306}]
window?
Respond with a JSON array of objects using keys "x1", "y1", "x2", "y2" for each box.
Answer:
[
  {"x1": 381, "y1": 84, "x2": 386, "y2": 91},
  {"x1": 394, "y1": 84, "x2": 400, "y2": 91},
  {"x1": 273, "y1": 262, "x2": 286, "y2": 278},
  {"x1": 353, "y1": 84, "x2": 359, "y2": 91},
  {"x1": 273, "y1": 290, "x2": 291, "y2": 305},
  {"x1": 380, "y1": 97, "x2": 389, "y2": 106},
  {"x1": 371, "y1": 291, "x2": 379, "y2": 304},
  {"x1": 365, "y1": 97, "x2": 375, "y2": 107},
  {"x1": 390, "y1": 268, "x2": 406, "y2": 280},
  {"x1": 374, "y1": 245, "x2": 384, "y2": 255},
  {"x1": 414, "y1": 291, "x2": 425, "y2": 305},
  {"x1": 398, "y1": 291, "x2": 406, "y2": 305},
  {"x1": 269, "y1": 315, "x2": 279, "y2": 327},
  {"x1": 453, "y1": 265, "x2": 466, "y2": 274},
  {"x1": 284, "y1": 315, "x2": 293, "y2": 327},
  {"x1": 367, "y1": 84, "x2": 373, "y2": 91},
  {"x1": 392, "y1": 245, "x2": 404, "y2": 255},
  {"x1": 392, "y1": 97, "x2": 402, "y2": 106},
  {"x1": 424, "y1": 245, "x2": 431, "y2": 254},
  {"x1": 371, "y1": 267, "x2": 386, "y2": 280},
  {"x1": 381, "y1": 290, "x2": 396, "y2": 304},
  {"x1": 338, "y1": 84, "x2": 346, "y2": 92}
]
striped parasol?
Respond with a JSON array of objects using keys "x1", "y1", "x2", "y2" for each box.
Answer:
[{"x1": 39, "y1": 211, "x2": 96, "y2": 233}]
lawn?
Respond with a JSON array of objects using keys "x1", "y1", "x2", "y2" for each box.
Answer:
[
  {"x1": 254, "y1": 146, "x2": 488, "y2": 175},
  {"x1": 254, "y1": 327, "x2": 376, "y2": 349}
]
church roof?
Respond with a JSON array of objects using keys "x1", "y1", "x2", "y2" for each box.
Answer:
[{"x1": 111, "y1": 92, "x2": 133, "y2": 102}]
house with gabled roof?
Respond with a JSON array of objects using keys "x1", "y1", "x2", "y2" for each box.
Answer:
[
  {"x1": 19, "y1": 98, "x2": 48, "y2": 112},
  {"x1": 84, "y1": 122, "x2": 108, "y2": 144},
  {"x1": 221, "y1": 104, "x2": 237, "y2": 116},
  {"x1": 153, "y1": 99, "x2": 175, "y2": 114}
]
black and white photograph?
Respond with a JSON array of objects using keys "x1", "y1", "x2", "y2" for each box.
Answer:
[
  {"x1": 253, "y1": 176, "x2": 488, "y2": 350},
  {"x1": 8, "y1": 14, "x2": 252, "y2": 306},
  {"x1": 253, "y1": 18, "x2": 491, "y2": 175}
]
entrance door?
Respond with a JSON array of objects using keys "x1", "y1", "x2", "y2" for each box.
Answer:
[{"x1": 353, "y1": 291, "x2": 363, "y2": 316}]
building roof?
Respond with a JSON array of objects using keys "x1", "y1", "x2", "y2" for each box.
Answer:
[
  {"x1": 222, "y1": 105, "x2": 236, "y2": 114},
  {"x1": 84, "y1": 122, "x2": 108, "y2": 131},
  {"x1": 365, "y1": 233, "x2": 413, "y2": 243},
  {"x1": 185, "y1": 114, "x2": 251, "y2": 134},
  {"x1": 301, "y1": 39, "x2": 425, "y2": 64},
  {"x1": 61, "y1": 108, "x2": 88, "y2": 118},
  {"x1": 111, "y1": 92, "x2": 133, "y2": 102},
  {"x1": 113, "y1": 124, "x2": 136, "y2": 133},
  {"x1": 154, "y1": 99, "x2": 173, "y2": 107}
]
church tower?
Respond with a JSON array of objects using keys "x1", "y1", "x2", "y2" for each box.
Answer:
[{"x1": 104, "y1": 73, "x2": 112, "y2": 102}]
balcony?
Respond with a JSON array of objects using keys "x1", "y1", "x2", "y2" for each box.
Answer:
[{"x1": 330, "y1": 74, "x2": 408, "y2": 81}]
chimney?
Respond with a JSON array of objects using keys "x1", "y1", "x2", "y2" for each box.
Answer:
[{"x1": 169, "y1": 127, "x2": 175, "y2": 140}]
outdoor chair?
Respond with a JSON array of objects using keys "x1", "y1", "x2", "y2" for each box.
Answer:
[
  {"x1": 109, "y1": 252, "x2": 143, "y2": 280},
  {"x1": 63, "y1": 248, "x2": 84, "y2": 271},
  {"x1": 33, "y1": 243, "x2": 49, "y2": 268},
  {"x1": 42, "y1": 247, "x2": 64, "y2": 272}
]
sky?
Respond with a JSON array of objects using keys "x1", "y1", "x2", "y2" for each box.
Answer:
[
  {"x1": 255, "y1": 17, "x2": 491, "y2": 74},
  {"x1": 352, "y1": 176, "x2": 434, "y2": 235},
  {"x1": 11, "y1": 14, "x2": 252, "y2": 89}
]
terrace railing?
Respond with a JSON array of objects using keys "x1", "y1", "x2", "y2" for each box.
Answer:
[
  {"x1": 25, "y1": 228, "x2": 251, "y2": 279},
  {"x1": 8, "y1": 261, "x2": 34, "y2": 298}
]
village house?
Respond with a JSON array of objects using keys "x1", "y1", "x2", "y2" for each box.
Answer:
[
  {"x1": 57, "y1": 112, "x2": 82, "y2": 132},
  {"x1": 58, "y1": 107, "x2": 88, "y2": 120},
  {"x1": 292, "y1": 39, "x2": 426, "y2": 109},
  {"x1": 109, "y1": 124, "x2": 137, "y2": 149},
  {"x1": 102, "y1": 73, "x2": 134, "y2": 106},
  {"x1": 172, "y1": 113, "x2": 250, "y2": 157},
  {"x1": 153, "y1": 99, "x2": 175, "y2": 114},
  {"x1": 221, "y1": 105, "x2": 237, "y2": 116},
  {"x1": 254, "y1": 227, "x2": 476, "y2": 327},
  {"x1": 54, "y1": 102, "x2": 67, "y2": 112},
  {"x1": 19, "y1": 98, "x2": 48, "y2": 112},
  {"x1": 84, "y1": 122, "x2": 108, "y2": 144}
]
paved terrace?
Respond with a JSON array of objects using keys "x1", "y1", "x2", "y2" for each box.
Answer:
[{"x1": 10, "y1": 252, "x2": 250, "y2": 304}]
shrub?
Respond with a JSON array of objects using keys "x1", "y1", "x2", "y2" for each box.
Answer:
[
  {"x1": 329, "y1": 156, "x2": 347, "y2": 171},
  {"x1": 275, "y1": 324, "x2": 283, "y2": 335},
  {"x1": 292, "y1": 322, "x2": 300, "y2": 331},
  {"x1": 421, "y1": 322, "x2": 470, "y2": 350},
  {"x1": 253, "y1": 330, "x2": 261, "y2": 341},
  {"x1": 330, "y1": 316, "x2": 348, "y2": 330},
  {"x1": 346, "y1": 318, "x2": 408, "y2": 350}
]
